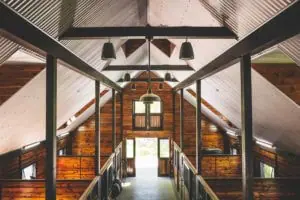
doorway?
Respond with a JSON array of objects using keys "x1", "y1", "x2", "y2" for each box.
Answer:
[
  {"x1": 125, "y1": 137, "x2": 170, "y2": 178},
  {"x1": 135, "y1": 138, "x2": 158, "y2": 178}
]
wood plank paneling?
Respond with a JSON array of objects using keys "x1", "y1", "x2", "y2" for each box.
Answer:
[
  {"x1": 206, "y1": 178, "x2": 300, "y2": 200},
  {"x1": 0, "y1": 180, "x2": 90, "y2": 199},
  {"x1": 252, "y1": 63, "x2": 300, "y2": 105},
  {"x1": 201, "y1": 155, "x2": 242, "y2": 177},
  {"x1": 0, "y1": 63, "x2": 44, "y2": 105}
]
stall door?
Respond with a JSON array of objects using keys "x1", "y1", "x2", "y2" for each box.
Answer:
[
  {"x1": 126, "y1": 138, "x2": 136, "y2": 177},
  {"x1": 158, "y1": 138, "x2": 170, "y2": 176}
]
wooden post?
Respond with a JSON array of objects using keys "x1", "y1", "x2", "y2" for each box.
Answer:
[
  {"x1": 95, "y1": 81, "x2": 100, "y2": 175},
  {"x1": 196, "y1": 80, "x2": 202, "y2": 174},
  {"x1": 112, "y1": 89, "x2": 116, "y2": 152},
  {"x1": 45, "y1": 54, "x2": 57, "y2": 200},
  {"x1": 172, "y1": 91, "x2": 176, "y2": 140},
  {"x1": 241, "y1": 54, "x2": 254, "y2": 200},
  {"x1": 180, "y1": 89, "x2": 184, "y2": 151}
]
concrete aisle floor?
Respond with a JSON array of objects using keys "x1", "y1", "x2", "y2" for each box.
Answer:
[{"x1": 117, "y1": 167, "x2": 178, "y2": 200}]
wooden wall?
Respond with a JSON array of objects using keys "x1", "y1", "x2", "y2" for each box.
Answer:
[
  {"x1": 71, "y1": 94, "x2": 121, "y2": 158},
  {"x1": 0, "y1": 136, "x2": 70, "y2": 179},
  {"x1": 228, "y1": 135, "x2": 300, "y2": 177},
  {"x1": 252, "y1": 63, "x2": 300, "y2": 105},
  {"x1": 206, "y1": 178, "x2": 300, "y2": 200},
  {"x1": 57, "y1": 156, "x2": 95, "y2": 179},
  {"x1": 0, "y1": 63, "x2": 45, "y2": 105},
  {"x1": 0, "y1": 180, "x2": 90, "y2": 199},
  {"x1": 201, "y1": 155, "x2": 241, "y2": 177}
]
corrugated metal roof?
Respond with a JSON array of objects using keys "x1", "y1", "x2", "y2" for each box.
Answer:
[
  {"x1": 279, "y1": 34, "x2": 300, "y2": 66},
  {"x1": 200, "y1": 0, "x2": 296, "y2": 37}
]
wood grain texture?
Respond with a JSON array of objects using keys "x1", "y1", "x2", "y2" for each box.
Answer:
[
  {"x1": 0, "y1": 63, "x2": 45, "y2": 105},
  {"x1": 0, "y1": 180, "x2": 90, "y2": 199},
  {"x1": 252, "y1": 63, "x2": 300, "y2": 105},
  {"x1": 206, "y1": 178, "x2": 300, "y2": 200}
]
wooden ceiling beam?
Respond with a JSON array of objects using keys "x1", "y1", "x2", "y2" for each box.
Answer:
[
  {"x1": 59, "y1": 26, "x2": 237, "y2": 39},
  {"x1": 103, "y1": 65, "x2": 194, "y2": 71},
  {"x1": 117, "y1": 78, "x2": 178, "y2": 83}
]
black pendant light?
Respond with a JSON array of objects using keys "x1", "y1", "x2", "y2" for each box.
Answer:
[
  {"x1": 164, "y1": 72, "x2": 172, "y2": 81},
  {"x1": 124, "y1": 73, "x2": 131, "y2": 82},
  {"x1": 101, "y1": 40, "x2": 116, "y2": 60},
  {"x1": 139, "y1": 37, "x2": 161, "y2": 104},
  {"x1": 159, "y1": 83, "x2": 164, "y2": 90},
  {"x1": 131, "y1": 83, "x2": 136, "y2": 90},
  {"x1": 179, "y1": 38, "x2": 194, "y2": 60}
]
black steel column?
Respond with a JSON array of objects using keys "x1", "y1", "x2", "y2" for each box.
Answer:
[
  {"x1": 172, "y1": 91, "x2": 176, "y2": 140},
  {"x1": 180, "y1": 89, "x2": 184, "y2": 151},
  {"x1": 120, "y1": 92, "x2": 123, "y2": 141},
  {"x1": 95, "y1": 81, "x2": 100, "y2": 175},
  {"x1": 112, "y1": 89, "x2": 116, "y2": 152},
  {"x1": 45, "y1": 54, "x2": 57, "y2": 200},
  {"x1": 241, "y1": 54, "x2": 254, "y2": 200},
  {"x1": 196, "y1": 80, "x2": 202, "y2": 174}
]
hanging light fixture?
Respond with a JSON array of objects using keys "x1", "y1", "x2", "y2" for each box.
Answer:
[
  {"x1": 124, "y1": 73, "x2": 131, "y2": 82},
  {"x1": 179, "y1": 38, "x2": 194, "y2": 60},
  {"x1": 101, "y1": 39, "x2": 116, "y2": 60},
  {"x1": 131, "y1": 83, "x2": 136, "y2": 90},
  {"x1": 139, "y1": 37, "x2": 161, "y2": 104},
  {"x1": 164, "y1": 72, "x2": 172, "y2": 81},
  {"x1": 159, "y1": 83, "x2": 164, "y2": 90}
]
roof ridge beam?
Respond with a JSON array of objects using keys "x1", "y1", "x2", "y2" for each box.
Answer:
[{"x1": 103, "y1": 65, "x2": 194, "y2": 71}]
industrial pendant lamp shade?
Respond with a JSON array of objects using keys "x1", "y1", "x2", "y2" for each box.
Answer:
[
  {"x1": 159, "y1": 83, "x2": 164, "y2": 90},
  {"x1": 124, "y1": 73, "x2": 131, "y2": 81},
  {"x1": 179, "y1": 41, "x2": 194, "y2": 60},
  {"x1": 164, "y1": 72, "x2": 172, "y2": 81},
  {"x1": 139, "y1": 88, "x2": 161, "y2": 104},
  {"x1": 101, "y1": 41, "x2": 116, "y2": 60},
  {"x1": 131, "y1": 83, "x2": 136, "y2": 90}
]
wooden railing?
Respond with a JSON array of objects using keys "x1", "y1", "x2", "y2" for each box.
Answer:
[
  {"x1": 173, "y1": 142, "x2": 219, "y2": 200},
  {"x1": 79, "y1": 142, "x2": 123, "y2": 200}
]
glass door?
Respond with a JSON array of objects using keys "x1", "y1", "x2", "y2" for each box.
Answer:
[
  {"x1": 158, "y1": 138, "x2": 170, "y2": 176},
  {"x1": 126, "y1": 138, "x2": 136, "y2": 177}
]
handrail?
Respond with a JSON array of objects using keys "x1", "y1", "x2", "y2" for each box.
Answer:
[
  {"x1": 100, "y1": 152, "x2": 114, "y2": 175},
  {"x1": 197, "y1": 176, "x2": 220, "y2": 200},
  {"x1": 173, "y1": 141, "x2": 220, "y2": 200},
  {"x1": 79, "y1": 176, "x2": 100, "y2": 200}
]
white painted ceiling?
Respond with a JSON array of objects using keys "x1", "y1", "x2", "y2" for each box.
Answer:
[{"x1": 0, "y1": 0, "x2": 299, "y2": 155}]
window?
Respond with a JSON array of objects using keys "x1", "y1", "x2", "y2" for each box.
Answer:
[
  {"x1": 22, "y1": 163, "x2": 36, "y2": 180},
  {"x1": 159, "y1": 139, "x2": 170, "y2": 158},
  {"x1": 58, "y1": 148, "x2": 67, "y2": 156},
  {"x1": 260, "y1": 162, "x2": 275, "y2": 178},
  {"x1": 126, "y1": 139, "x2": 134, "y2": 158},
  {"x1": 133, "y1": 100, "x2": 163, "y2": 130},
  {"x1": 230, "y1": 147, "x2": 238, "y2": 155}
]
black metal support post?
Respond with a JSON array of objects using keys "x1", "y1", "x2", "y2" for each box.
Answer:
[
  {"x1": 112, "y1": 89, "x2": 116, "y2": 152},
  {"x1": 95, "y1": 81, "x2": 100, "y2": 175},
  {"x1": 241, "y1": 54, "x2": 254, "y2": 200},
  {"x1": 196, "y1": 80, "x2": 202, "y2": 174},
  {"x1": 120, "y1": 92, "x2": 123, "y2": 141},
  {"x1": 180, "y1": 89, "x2": 184, "y2": 151},
  {"x1": 45, "y1": 54, "x2": 57, "y2": 200}
]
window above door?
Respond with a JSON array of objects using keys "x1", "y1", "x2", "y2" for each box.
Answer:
[{"x1": 132, "y1": 100, "x2": 163, "y2": 130}]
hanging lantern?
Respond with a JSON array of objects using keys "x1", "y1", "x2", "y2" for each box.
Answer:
[
  {"x1": 124, "y1": 73, "x2": 131, "y2": 82},
  {"x1": 179, "y1": 40, "x2": 194, "y2": 60},
  {"x1": 101, "y1": 41, "x2": 116, "y2": 60},
  {"x1": 159, "y1": 83, "x2": 164, "y2": 90},
  {"x1": 164, "y1": 72, "x2": 172, "y2": 81},
  {"x1": 131, "y1": 83, "x2": 136, "y2": 90}
]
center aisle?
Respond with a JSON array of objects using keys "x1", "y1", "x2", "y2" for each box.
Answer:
[{"x1": 117, "y1": 168, "x2": 178, "y2": 200}]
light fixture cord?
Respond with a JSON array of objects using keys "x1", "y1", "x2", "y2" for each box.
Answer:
[{"x1": 148, "y1": 37, "x2": 151, "y2": 92}]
